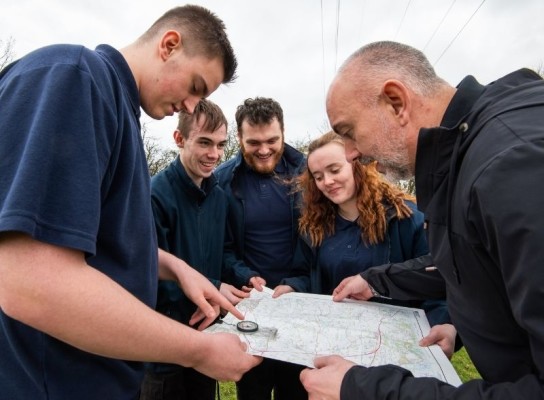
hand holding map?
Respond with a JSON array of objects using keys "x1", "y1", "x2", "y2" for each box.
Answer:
[{"x1": 204, "y1": 287, "x2": 461, "y2": 386}]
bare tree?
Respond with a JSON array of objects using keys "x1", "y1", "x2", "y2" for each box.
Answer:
[
  {"x1": 142, "y1": 123, "x2": 177, "y2": 176},
  {"x1": 218, "y1": 122, "x2": 240, "y2": 165},
  {"x1": 0, "y1": 36, "x2": 15, "y2": 72},
  {"x1": 397, "y1": 179, "x2": 416, "y2": 195},
  {"x1": 289, "y1": 132, "x2": 313, "y2": 155},
  {"x1": 536, "y1": 62, "x2": 544, "y2": 78},
  {"x1": 288, "y1": 118, "x2": 330, "y2": 155}
]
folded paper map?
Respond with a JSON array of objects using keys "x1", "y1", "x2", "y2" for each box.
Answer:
[{"x1": 204, "y1": 287, "x2": 461, "y2": 386}]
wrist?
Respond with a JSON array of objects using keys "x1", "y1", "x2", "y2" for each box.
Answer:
[{"x1": 368, "y1": 285, "x2": 391, "y2": 300}]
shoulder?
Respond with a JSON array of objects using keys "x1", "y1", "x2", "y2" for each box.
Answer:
[
  {"x1": 151, "y1": 164, "x2": 176, "y2": 194},
  {"x1": 2, "y1": 45, "x2": 85, "y2": 90},
  {"x1": 283, "y1": 144, "x2": 306, "y2": 170},
  {"x1": 14, "y1": 44, "x2": 105, "y2": 76},
  {"x1": 404, "y1": 200, "x2": 423, "y2": 216},
  {"x1": 3, "y1": 44, "x2": 121, "y2": 105},
  {"x1": 391, "y1": 200, "x2": 424, "y2": 229},
  {"x1": 215, "y1": 156, "x2": 239, "y2": 182}
]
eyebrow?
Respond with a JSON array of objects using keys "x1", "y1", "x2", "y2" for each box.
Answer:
[
  {"x1": 196, "y1": 136, "x2": 225, "y2": 144},
  {"x1": 246, "y1": 136, "x2": 281, "y2": 144},
  {"x1": 310, "y1": 161, "x2": 342, "y2": 176}
]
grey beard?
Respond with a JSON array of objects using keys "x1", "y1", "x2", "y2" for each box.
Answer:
[{"x1": 357, "y1": 155, "x2": 376, "y2": 165}]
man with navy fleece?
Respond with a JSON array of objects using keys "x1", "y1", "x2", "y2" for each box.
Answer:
[
  {"x1": 142, "y1": 99, "x2": 249, "y2": 400},
  {"x1": 215, "y1": 97, "x2": 307, "y2": 400}
]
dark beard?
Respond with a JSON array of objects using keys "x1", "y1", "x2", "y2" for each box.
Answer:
[{"x1": 241, "y1": 143, "x2": 284, "y2": 174}]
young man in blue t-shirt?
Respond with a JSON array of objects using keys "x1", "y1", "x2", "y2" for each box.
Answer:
[{"x1": 0, "y1": 5, "x2": 260, "y2": 400}]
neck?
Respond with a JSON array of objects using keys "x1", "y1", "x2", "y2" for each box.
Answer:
[
  {"x1": 179, "y1": 157, "x2": 204, "y2": 188},
  {"x1": 408, "y1": 86, "x2": 457, "y2": 172},
  {"x1": 337, "y1": 205, "x2": 359, "y2": 222}
]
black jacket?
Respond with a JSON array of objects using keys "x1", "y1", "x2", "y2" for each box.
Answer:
[{"x1": 343, "y1": 69, "x2": 544, "y2": 399}]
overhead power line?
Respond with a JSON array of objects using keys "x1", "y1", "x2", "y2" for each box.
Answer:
[
  {"x1": 394, "y1": 0, "x2": 412, "y2": 40},
  {"x1": 357, "y1": 0, "x2": 367, "y2": 45},
  {"x1": 321, "y1": 0, "x2": 327, "y2": 107},
  {"x1": 334, "y1": 0, "x2": 341, "y2": 72},
  {"x1": 433, "y1": 0, "x2": 486, "y2": 66},
  {"x1": 423, "y1": 0, "x2": 457, "y2": 51}
]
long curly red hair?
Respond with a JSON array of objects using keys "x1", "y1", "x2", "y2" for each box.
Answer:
[{"x1": 297, "y1": 131, "x2": 415, "y2": 247}]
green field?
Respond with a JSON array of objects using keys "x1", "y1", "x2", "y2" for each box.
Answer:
[
  {"x1": 451, "y1": 346, "x2": 481, "y2": 382},
  {"x1": 216, "y1": 347, "x2": 480, "y2": 399}
]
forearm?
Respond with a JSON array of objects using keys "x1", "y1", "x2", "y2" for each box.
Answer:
[
  {"x1": 340, "y1": 365, "x2": 457, "y2": 400},
  {"x1": 340, "y1": 364, "x2": 544, "y2": 400},
  {"x1": 158, "y1": 247, "x2": 189, "y2": 281},
  {"x1": 223, "y1": 257, "x2": 258, "y2": 288},
  {"x1": 362, "y1": 255, "x2": 446, "y2": 300},
  {"x1": 0, "y1": 234, "x2": 206, "y2": 368}
]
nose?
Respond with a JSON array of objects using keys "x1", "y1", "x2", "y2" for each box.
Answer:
[
  {"x1": 344, "y1": 138, "x2": 361, "y2": 163},
  {"x1": 256, "y1": 143, "x2": 269, "y2": 155},
  {"x1": 182, "y1": 95, "x2": 201, "y2": 114},
  {"x1": 323, "y1": 173, "x2": 335, "y2": 186},
  {"x1": 207, "y1": 146, "x2": 221, "y2": 160}
]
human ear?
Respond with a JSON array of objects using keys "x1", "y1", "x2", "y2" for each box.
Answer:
[
  {"x1": 381, "y1": 80, "x2": 410, "y2": 126},
  {"x1": 173, "y1": 130, "x2": 185, "y2": 149},
  {"x1": 159, "y1": 30, "x2": 182, "y2": 61}
]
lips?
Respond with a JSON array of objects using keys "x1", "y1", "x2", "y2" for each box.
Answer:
[{"x1": 200, "y1": 161, "x2": 215, "y2": 170}]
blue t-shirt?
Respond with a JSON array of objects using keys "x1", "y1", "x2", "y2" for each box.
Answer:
[
  {"x1": 0, "y1": 44, "x2": 157, "y2": 399},
  {"x1": 239, "y1": 163, "x2": 293, "y2": 288},
  {"x1": 319, "y1": 216, "x2": 374, "y2": 294}
]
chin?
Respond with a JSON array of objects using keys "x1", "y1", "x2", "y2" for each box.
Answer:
[
  {"x1": 249, "y1": 159, "x2": 273, "y2": 174},
  {"x1": 253, "y1": 166, "x2": 272, "y2": 174},
  {"x1": 141, "y1": 106, "x2": 163, "y2": 120}
]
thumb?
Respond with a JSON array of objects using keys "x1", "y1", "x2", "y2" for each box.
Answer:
[
  {"x1": 419, "y1": 330, "x2": 438, "y2": 347},
  {"x1": 313, "y1": 355, "x2": 338, "y2": 369}
]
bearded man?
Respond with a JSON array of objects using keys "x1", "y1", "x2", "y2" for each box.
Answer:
[{"x1": 215, "y1": 97, "x2": 307, "y2": 400}]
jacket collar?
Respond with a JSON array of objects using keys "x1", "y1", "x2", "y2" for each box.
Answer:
[
  {"x1": 415, "y1": 75, "x2": 486, "y2": 214},
  {"x1": 172, "y1": 156, "x2": 217, "y2": 199}
]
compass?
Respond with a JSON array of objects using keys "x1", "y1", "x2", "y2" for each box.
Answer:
[{"x1": 236, "y1": 320, "x2": 259, "y2": 333}]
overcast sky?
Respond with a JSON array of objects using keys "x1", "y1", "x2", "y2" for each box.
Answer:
[{"x1": 2, "y1": 0, "x2": 543, "y2": 150}]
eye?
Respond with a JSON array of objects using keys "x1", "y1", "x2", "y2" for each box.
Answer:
[{"x1": 337, "y1": 130, "x2": 352, "y2": 140}]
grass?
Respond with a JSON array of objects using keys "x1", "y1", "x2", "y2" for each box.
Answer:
[
  {"x1": 217, "y1": 381, "x2": 237, "y2": 400},
  {"x1": 215, "y1": 348, "x2": 481, "y2": 399},
  {"x1": 451, "y1": 347, "x2": 481, "y2": 382}
]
